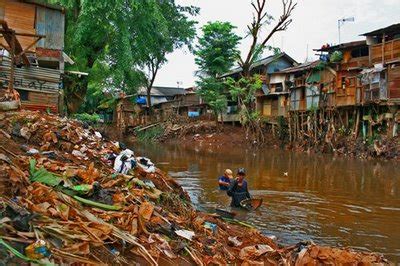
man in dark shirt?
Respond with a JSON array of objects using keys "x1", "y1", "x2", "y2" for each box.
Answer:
[
  {"x1": 218, "y1": 169, "x2": 233, "y2": 190},
  {"x1": 227, "y1": 168, "x2": 251, "y2": 207}
]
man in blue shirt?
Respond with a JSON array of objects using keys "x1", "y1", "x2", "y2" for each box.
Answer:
[
  {"x1": 227, "y1": 168, "x2": 251, "y2": 207},
  {"x1": 218, "y1": 169, "x2": 233, "y2": 190}
]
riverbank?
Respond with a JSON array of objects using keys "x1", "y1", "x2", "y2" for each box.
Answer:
[
  {"x1": 0, "y1": 111, "x2": 389, "y2": 264},
  {"x1": 130, "y1": 118, "x2": 400, "y2": 161}
]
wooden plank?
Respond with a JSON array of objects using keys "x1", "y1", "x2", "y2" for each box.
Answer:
[{"x1": 0, "y1": 1, "x2": 36, "y2": 51}]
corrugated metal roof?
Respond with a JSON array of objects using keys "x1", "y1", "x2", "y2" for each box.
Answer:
[
  {"x1": 0, "y1": 57, "x2": 61, "y2": 93},
  {"x1": 361, "y1": 23, "x2": 400, "y2": 36},
  {"x1": 277, "y1": 60, "x2": 320, "y2": 74},
  {"x1": 137, "y1": 86, "x2": 185, "y2": 97},
  {"x1": 220, "y1": 52, "x2": 297, "y2": 78},
  {"x1": 315, "y1": 40, "x2": 366, "y2": 52}
]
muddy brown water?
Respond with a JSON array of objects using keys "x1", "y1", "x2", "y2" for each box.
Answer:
[{"x1": 132, "y1": 141, "x2": 400, "y2": 262}]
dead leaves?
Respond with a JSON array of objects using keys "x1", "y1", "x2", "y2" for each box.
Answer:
[{"x1": 76, "y1": 162, "x2": 100, "y2": 184}]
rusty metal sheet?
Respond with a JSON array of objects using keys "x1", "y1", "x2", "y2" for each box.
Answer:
[
  {"x1": 0, "y1": 56, "x2": 61, "y2": 92},
  {"x1": 36, "y1": 6, "x2": 65, "y2": 50}
]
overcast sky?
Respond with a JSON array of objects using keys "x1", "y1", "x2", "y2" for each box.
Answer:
[{"x1": 154, "y1": 0, "x2": 400, "y2": 88}]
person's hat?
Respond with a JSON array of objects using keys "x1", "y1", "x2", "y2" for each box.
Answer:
[
  {"x1": 237, "y1": 168, "x2": 246, "y2": 175},
  {"x1": 224, "y1": 169, "x2": 233, "y2": 178}
]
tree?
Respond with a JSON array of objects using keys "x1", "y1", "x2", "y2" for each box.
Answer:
[
  {"x1": 195, "y1": 21, "x2": 241, "y2": 77},
  {"x1": 194, "y1": 21, "x2": 241, "y2": 124},
  {"x1": 133, "y1": 0, "x2": 198, "y2": 110},
  {"x1": 239, "y1": 0, "x2": 296, "y2": 77},
  {"x1": 227, "y1": 0, "x2": 296, "y2": 142},
  {"x1": 52, "y1": 0, "x2": 198, "y2": 114}
]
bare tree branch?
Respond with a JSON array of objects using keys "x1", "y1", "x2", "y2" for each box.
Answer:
[{"x1": 240, "y1": 0, "x2": 296, "y2": 77}]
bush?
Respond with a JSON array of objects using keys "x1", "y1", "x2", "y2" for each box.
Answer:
[
  {"x1": 135, "y1": 125, "x2": 164, "y2": 142},
  {"x1": 73, "y1": 113, "x2": 101, "y2": 125}
]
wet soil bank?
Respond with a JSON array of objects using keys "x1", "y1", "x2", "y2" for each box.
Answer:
[{"x1": 129, "y1": 120, "x2": 400, "y2": 161}]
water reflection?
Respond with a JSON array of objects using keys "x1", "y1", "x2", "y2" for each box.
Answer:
[{"x1": 133, "y1": 141, "x2": 400, "y2": 262}]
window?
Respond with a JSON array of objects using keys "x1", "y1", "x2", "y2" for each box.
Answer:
[
  {"x1": 351, "y1": 47, "x2": 369, "y2": 58},
  {"x1": 275, "y1": 83, "x2": 283, "y2": 92},
  {"x1": 16, "y1": 90, "x2": 29, "y2": 101}
]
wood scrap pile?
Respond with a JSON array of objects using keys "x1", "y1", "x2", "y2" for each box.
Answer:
[
  {"x1": 0, "y1": 110, "x2": 389, "y2": 265},
  {"x1": 160, "y1": 120, "x2": 217, "y2": 141}
]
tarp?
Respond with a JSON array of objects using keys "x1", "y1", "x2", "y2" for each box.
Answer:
[
  {"x1": 307, "y1": 71, "x2": 321, "y2": 83},
  {"x1": 136, "y1": 97, "x2": 146, "y2": 105}
]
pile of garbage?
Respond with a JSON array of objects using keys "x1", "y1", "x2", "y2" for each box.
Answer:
[{"x1": 0, "y1": 110, "x2": 389, "y2": 265}]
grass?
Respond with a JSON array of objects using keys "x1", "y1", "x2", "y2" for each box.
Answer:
[{"x1": 135, "y1": 125, "x2": 164, "y2": 142}]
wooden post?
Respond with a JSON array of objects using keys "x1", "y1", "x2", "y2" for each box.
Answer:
[
  {"x1": 382, "y1": 32, "x2": 385, "y2": 65},
  {"x1": 314, "y1": 111, "x2": 317, "y2": 142},
  {"x1": 354, "y1": 107, "x2": 360, "y2": 139},
  {"x1": 288, "y1": 112, "x2": 292, "y2": 142},
  {"x1": 8, "y1": 32, "x2": 15, "y2": 91}
]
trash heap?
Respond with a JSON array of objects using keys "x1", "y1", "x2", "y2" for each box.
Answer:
[{"x1": 0, "y1": 110, "x2": 389, "y2": 265}]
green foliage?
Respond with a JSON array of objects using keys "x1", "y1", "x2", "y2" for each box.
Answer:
[
  {"x1": 29, "y1": 159, "x2": 62, "y2": 187},
  {"x1": 132, "y1": 0, "x2": 198, "y2": 107},
  {"x1": 225, "y1": 75, "x2": 263, "y2": 125},
  {"x1": 73, "y1": 113, "x2": 101, "y2": 124},
  {"x1": 330, "y1": 51, "x2": 343, "y2": 63},
  {"x1": 50, "y1": 0, "x2": 197, "y2": 113},
  {"x1": 225, "y1": 75, "x2": 263, "y2": 105},
  {"x1": 194, "y1": 21, "x2": 240, "y2": 120},
  {"x1": 135, "y1": 126, "x2": 165, "y2": 142},
  {"x1": 196, "y1": 77, "x2": 228, "y2": 117},
  {"x1": 195, "y1": 21, "x2": 241, "y2": 77}
]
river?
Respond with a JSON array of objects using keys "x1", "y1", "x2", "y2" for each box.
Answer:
[{"x1": 133, "y1": 141, "x2": 400, "y2": 262}]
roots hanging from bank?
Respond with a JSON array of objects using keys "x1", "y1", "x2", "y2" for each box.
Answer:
[{"x1": 287, "y1": 105, "x2": 400, "y2": 159}]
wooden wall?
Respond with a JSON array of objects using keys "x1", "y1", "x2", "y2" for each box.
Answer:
[
  {"x1": 0, "y1": 0, "x2": 65, "y2": 52},
  {"x1": 388, "y1": 64, "x2": 400, "y2": 100},
  {"x1": 0, "y1": 0, "x2": 36, "y2": 51},
  {"x1": 20, "y1": 89, "x2": 59, "y2": 112},
  {"x1": 335, "y1": 70, "x2": 359, "y2": 107},
  {"x1": 371, "y1": 39, "x2": 400, "y2": 65}
]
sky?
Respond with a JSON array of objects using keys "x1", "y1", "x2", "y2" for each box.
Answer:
[{"x1": 154, "y1": 0, "x2": 400, "y2": 88}]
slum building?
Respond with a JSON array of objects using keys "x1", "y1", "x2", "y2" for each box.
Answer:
[
  {"x1": 360, "y1": 23, "x2": 400, "y2": 104},
  {"x1": 0, "y1": 0, "x2": 68, "y2": 113},
  {"x1": 221, "y1": 52, "x2": 297, "y2": 122},
  {"x1": 256, "y1": 71, "x2": 289, "y2": 120},
  {"x1": 315, "y1": 40, "x2": 369, "y2": 108}
]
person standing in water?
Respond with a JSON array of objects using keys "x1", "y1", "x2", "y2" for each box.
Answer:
[
  {"x1": 218, "y1": 169, "x2": 233, "y2": 190},
  {"x1": 227, "y1": 168, "x2": 251, "y2": 207}
]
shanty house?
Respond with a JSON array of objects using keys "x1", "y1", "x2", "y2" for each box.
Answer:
[
  {"x1": 136, "y1": 86, "x2": 185, "y2": 107},
  {"x1": 361, "y1": 23, "x2": 400, "y2": 103},
  {"x1": 316, "y1": 41, "x2": 369, "y2": 107},
  {"x1": 256, "y1": 72, "x2": 288, "y2": 118},
  {"x1": 0, "y1": 0, "x2": 67, "y2": 112},
  {"x1": 220, "y1": 52, "x2": 297, "y2": 122},
  {"x1": 306, "y1": 63, "x2": 336, "y2": 110},
  {"x1": 280, "y1": 61, "x2": 320, "y2": 112}
]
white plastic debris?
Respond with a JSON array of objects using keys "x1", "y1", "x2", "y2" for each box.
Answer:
[
  {"x1": 114, "y1": 149, "x2": 136, "y2": 174},
  {"x1": 175, "y1": 229, "x2": 195, "y2": 241},
  {"x1": 136, "y1": 156, "x2": 156, "y2": 173},
  {"x1": 94, "y1": 131, "x2": 102, "y2": 138},
  {"x1": 27, "y1": 148, "x2": 40, "y2": 155},
  {"x1": 72, "y1": 150, "x2": 86, "y2": 158}
]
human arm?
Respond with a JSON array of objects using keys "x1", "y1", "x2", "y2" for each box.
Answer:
[
  {"x1": 227, "y1": 179, "x2": 237, "y2": 197},
  {"x1": 245, "y1": 181, "x2": 251, "y2": 199},
  {"x1": 218, "y1": 178, "x2": 230, "y2": 187}
]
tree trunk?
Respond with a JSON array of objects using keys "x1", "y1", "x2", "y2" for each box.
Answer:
[{"x1": 146, "y1": 86, "x2": 152, "y2": 110}]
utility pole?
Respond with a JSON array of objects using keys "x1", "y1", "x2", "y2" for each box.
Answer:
[{"x1": 338, "y1": 17, "x2": 355, "y2": 44}]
